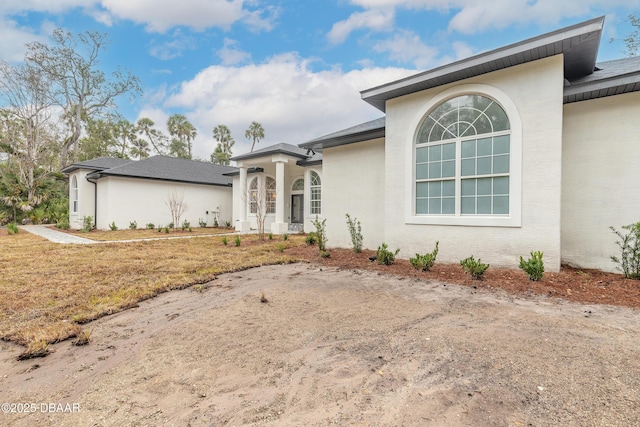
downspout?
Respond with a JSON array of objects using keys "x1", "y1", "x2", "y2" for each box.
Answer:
[{"x1": 85, "y1": 175, "x2": 98, "y2": 228}]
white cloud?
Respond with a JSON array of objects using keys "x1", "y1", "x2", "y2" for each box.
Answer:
[
  {"x1": 373, "y1": 30, "x2": 438, "y2": 69},
  {"x1": 148, "y1": 30, "x2": 197, "y2": 60},
  {"x1": 0, "y1": 0, "x2": 95, "y2": 14},
  {"x1": 217, "y1": 38, "x2": 251, "y2": 65},
  {"x1": 158, "y1": 53, "x2": 414, "y2": 159},
  {"x1": 0, "y1": 18, "x2": 47, "y2": 62},
  {"x1": 100, "y1": 0, "x2": 245, "y2": 33},
  {"x1": 327, "y1": 8, "x2": 395, "y2": 44}
]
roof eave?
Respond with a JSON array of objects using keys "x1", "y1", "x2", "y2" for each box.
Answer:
[
  {"x1": 563, "y1": 72, "x2": 640, "y2": 103},
  {"x1": 299, "y1": 128, "x2": 385, "y2": 151},
  {"x1": 362, "y1": 16, "x2": 604, "y2": 112}
]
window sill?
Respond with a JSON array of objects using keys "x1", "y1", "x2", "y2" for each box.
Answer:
[{"x1": 405, "y1": 215, "x2": 521, "y2": 228}]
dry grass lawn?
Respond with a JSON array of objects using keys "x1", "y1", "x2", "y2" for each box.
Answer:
[
  {"x1": 59, "y1": 226, "x2": 234, "y2": 241},
  {"x1": 0, "y1": 231, "x2": 305, "y2": 355}
]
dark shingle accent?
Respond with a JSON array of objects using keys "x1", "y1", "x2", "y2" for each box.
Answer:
[
  {"x1": 61, "y1": 157, "x2": 133, "y2": 173},
  {"x1": 231, "y1": 142, "x2": 310, "y2": 162}
]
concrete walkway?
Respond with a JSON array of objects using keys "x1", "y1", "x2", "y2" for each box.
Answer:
[{"x1": 19, "y1": 225, "x2": 97, "y2": 244}]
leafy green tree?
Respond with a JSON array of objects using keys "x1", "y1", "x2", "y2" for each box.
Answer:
[
  {"x1": 112, "y1": 119, "x2": 137, "y2": 159},
  {"x1": 245, "y1": 121, "x2": 265, "y2": 152},
  {"x1": 167, "y1": 114, "x2": 196, "y2": 159},
  {"x1": 212, "y1": 124, "x2": 235, "y2": 165},
  {"x1": 136, "y1": 117, "x2": 167, "y2": 155},
  {"x1": 78, "y1": 118, "x2": 116, "y2": 161},
  {"x1": 25, "y1": 29, "x2": 141, "y2": 165}
]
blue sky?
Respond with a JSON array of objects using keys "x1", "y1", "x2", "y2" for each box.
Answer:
[{"x1": 1, "y1": 0, "x2": 639, "y2": 159}]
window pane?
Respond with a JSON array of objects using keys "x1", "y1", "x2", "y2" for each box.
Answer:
[
  {"x1": 477, "y1": 138, "x2": 492, "y2": 156},
  {"x1": 486, "y1": 103, "x2": 510, "y2": 131},
  {"x1": 442, "y1": 160, "x2": 455, "y2": 178},
  {"x1": 442, "y1": 197, "x2": 455, "y2": 214},
  {"x1": 493, "y1": 176, "x2": 509, "y2": 194},
  {"x1": 417, "y1": 117, "x2": 435, "y2": 144},
  {"x1": 461, "y1": 179, "x2": 475, "y2": 196},
  {"x1": 477, "y1": 196, "x2": 491, "y2": 214},
  {"x1": 473, "y1": 114, "x2": 493, "y2": 135},
  {"x1": 493, "y1": 154, "x2": 510, "y2": 173},
  {"x1": 428, "y1": 181, "x2": 441, "y2": 197},
  {"x1": 416, "y1": 147, "x2": 428, "y2": 163},
  {"x1": 416, "y1": 182, "x2": 429, "y2": 198},
  {"x1": 442, "y1": 143, "x2": 455, "y2": 160},
  {"x1": 428, "y1": 162, "x2": 441, "y2": 179},
  {"x1": 477, "y1": 178, "x2": 491, "y2": 195},
  {"x1": 493, "y1": 196, "x2": 509, "y2": 214},
  {"x1": 428, "y1": 145, "x2": 441, "y2": 161},
  {"x1": 458, "y1": 122, "x2": 471, "y2": 137},
  {"x1": 416, "y1": 199, "x2": 429, "y2": 214},
  {"x1": 442, "y1": 180, "x2": 455, "y2": 197},
  {"x1": 477, "y1": 157, "x2": 492, "y2": 175},
  {"x1": 461, "y1": 140, "x2": 476, "y2": 158},
  {"x1": 429, "y1": 198, "x2": 442, "y2": 214},
  {"x1": 461, "y1": 197, "x2": 475, "y2": 214},
  {"x1": 493, "y1": 135, "x2": 510, "y2": 154},
  {"x1": 416, "y1": 164, "x2": 428, "y2": 179},
  {"x1": 461, "y1": 158, "x2": 475, "y2": 176}
]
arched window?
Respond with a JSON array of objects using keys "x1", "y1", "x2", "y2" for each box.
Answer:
[
  {"x1": 249, "y1": 176, "x2": 276, "y2": 214},
  {"x1": 71, "y1": 176, "x2": 79, "y2": 213},
  {"x1": 415, "y1": 94, "x2": 510, "y2": 216},
  {"x1": 291, "y1": 178, "x2": 304, "y2": 192},
  {"x1": 310, "y1": 171, "x2": 321, "y2": 215}
]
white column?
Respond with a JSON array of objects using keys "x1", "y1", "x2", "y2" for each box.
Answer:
[
  {"x1": 236, "y1": 166, "x2": 251, "y2": 232},
  {"x1": 271, "y1": 160, "x2": 288, "y2": 234}
]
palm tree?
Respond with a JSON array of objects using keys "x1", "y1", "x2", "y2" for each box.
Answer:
[
  {"x1": 167, "y1": 114, "x2": 196, "y2": 159},
  {"x1": 245, "y1": 121, "x2": 265, "y2": 152},
  {"x1": 136, "y1": 117, "x2": 167, "y2": 155},
  {"x1": 212, "y1": 124, "x2": 235, "y2": 165}
]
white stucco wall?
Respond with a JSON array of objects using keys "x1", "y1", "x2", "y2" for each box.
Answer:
[
  {"x1": 69, "y1": 169, "x2": 97, "y2": 229},
  {"x1": 322, "y1": 138, "x2": 385, "y2": 249},
  {"x1": 562, "y1": 91, "x2": 640, "y2": 272},
  {"x1": 93, "y1": 177, "x2": 232, "y2": 230},
  {"x1": 382, "y1": 55, "x2": 565, "y2": 271}
]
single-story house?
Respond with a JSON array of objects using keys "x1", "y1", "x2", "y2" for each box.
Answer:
[
  {"x1": 62, "y1": 155, "x2": 235, "y2": 230},
  {"x1": 65, "y1": 17, "x2": 639, "y2": 273},
  {"x1": 230, "y1": 16, "x2": 640, "y2": 273}
]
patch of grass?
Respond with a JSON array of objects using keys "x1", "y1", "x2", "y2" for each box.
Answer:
[
  {"x1": 73, "y1": 328, "x2": 92, "y2": 346},
  {"x1": 0, "y1": 233, "x2": 306, "y2": 352}
]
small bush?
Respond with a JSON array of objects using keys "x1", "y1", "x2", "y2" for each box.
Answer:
[
  {"x1": 311, "y1": 216, "x2": 327, "y2": 252},
  {"x1": 181, "y1": 219, "x2": 190, "y2": 231},
  {"x1": 199, "y1": 218, "x2": 207, "y2": 228},
  {"x1": 268, "y1": 232, "x2": 273, "y2": 240},
  {"x1": 320, "y1": 250, "x2": 331, "y2": 258},
  {"x1": 168, "y1": 222, "x2": 174, "y2": 229},
  {"x1": 225, "y1": 220, "x2": 231, "y2": 227},
  {"x1": 519, "y1": 251, "x2": 544, "y2": 281},
  {"x1": 108, "y1": 221, "x2": 117, "y2": 231},
  {"x1": 277, "y1": 243, "x2": 285, "y2": 253},
  {"x1": 460, "y1": 256, "x2": 489, "y2": 280},
  {"x1": 283, "y1": 233, "x2": 288, "y2": 241},
  {"x1": 305, "y1": 232, "x2": 317, "y2": 246},
  {"x1": 345, "y1": 213, "x2": 363, "y2": 253},
  {"x1": 610, "y1": 222, "x2": 640, "y2": 280},
  {"x1": 158, "y1": 226, "x2": 163, "y2": 233},
  {"x1": 235, "y1": 235, "x2": 241, "y2": 247},
  {"x1": 164, "y1": 227, "x2": 169, "y2": 233},
  {"x1": 56, "y1": 218, "x2": 70, "y2": 230},
  {"x1": 376, "y1": 243, "x2": 400, "y2": 265},
  {"x1": 146, "y1": 223, "x2": 155, "y2": 229},
  {"x1": 82, "y1": 216, "x2": 93, "y2": 232},
  {"x1": 214, "y1": 218, "x2": 220, "y2": 228},
  {"x1": 410, "y1": 241, "x2": 439, "y2": 272},
  {"x1": 222, "y1": 236, "x2": 228, "y2": 245},
  {"x1": 129, "y1": 220, "x2": 138, "y2": 230},
  {"x1": 7, "y1": 222, "x2": 19, "y2": 235}
]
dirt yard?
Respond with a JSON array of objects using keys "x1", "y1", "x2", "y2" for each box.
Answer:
[{"x1": 1, "y1": 261, "x2": 639, "y2": 426}]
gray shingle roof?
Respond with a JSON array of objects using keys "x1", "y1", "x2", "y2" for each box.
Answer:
[
  {"x1": 231, "y1": 142, "x2": 312, "y2": 161},
  {"x1": 82, "y1": 156, "x2": 236, "y2": 186},
  {"x1": 564, "y1": 56, "x2": 640, "y2": 103},
  {"x1": 299, "y1": 117, "x2": 385, "y2": 151},
  {"x1": 61, "y1": 157, "x2": 133, "y2": 173}
]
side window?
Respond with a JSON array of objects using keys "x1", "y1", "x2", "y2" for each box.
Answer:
[{"x1": 310, "y1": 171, "x2": 321, "y2": 215}]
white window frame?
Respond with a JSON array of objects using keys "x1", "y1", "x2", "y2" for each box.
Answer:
[
  {"x1": 308, "y1": 170, "x2": 322, "y2": 216},
  {"x1": 405, "y1": 84, "x2": 522, "y2": 227},
  {"x1": 71, "y1": 175, "x2": 79, "y2": 213}
]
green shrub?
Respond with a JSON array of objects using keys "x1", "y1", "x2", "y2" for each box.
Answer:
[
  {"x1": 199, "y1": 218, "x2": 207, "y2": 228},
  {"x1": 311, "y1": 216, "x2": 327, "y2": 252},
  {"x1": 277, "y1": 243, "x2": 285, "y2": 253},
  {"x1": 56, "y1": 218, "x2": 70, "y2": 230},
  {"x1": 146, "y1": 223, "x2": 155, "y2": 229},
  {"x1": 345, "y1": 213, "x2": 363, "y2": 253},
  {"x1": 460, "y1": 256, "x2": 489, "y2": 280},
  {"x1": 168, "y1": 222, "x2": 174, "y2": 230},
  {"x1": 129, "y1": 220, "x2": 138, "y2": 230},
  {"x1": 320, "y1": 250, "x2": 331, "y2": 258},
  {"x1": 158, "y1": 226, "x2": 163, "y2": 233},
  {"x1": 410, "y1": 241, "x2": 439, "y2": 272},
  {"x1": 305, "y1": 232, "x2": 317, "y2": 246},
  {"x1": 82, "y1": 216, "x2": 93, "y2": 233},
  {"x1": 519, "y1": 251, "x2": 545, "y2": 281},
  {"x1": 108, "y1": 221, "x2": 118, "y2": 231},
  {"x1": 376, "y1": 243, "x2": 400, "y2": 265},
  {"x1": 283, "y1": 233, "x2": 289, "y2": 241},
  {"x1": 268, "y1": 232, "x2": 273, "y2": 240},
  {"x1": 164, "y1": 227, "x2": 169, "y2": 233},
  {"x1": 214, "y1": 218, "x2": 219, "y2": 228},
  {"x1": 225, "y1": 220, "x2": 231, "y2": 227},
  {"x1": 7, "y1": 222, "x2": 19, "y2": 235},
  {"x1": 610, "y1": 222, "x2": 640, "y2": 279},
  {"x1": 181, "y1": 220, "x2": 190, "y2": 231},
  {"x1": 234, "y1": 235, "x2": 241, "y2": 247},
  {"x1": 222, "y1": 236, "x2": 228, "y2": 245}
]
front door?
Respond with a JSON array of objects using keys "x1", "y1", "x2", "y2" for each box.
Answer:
[{"x1": 291, "y1": 194, "x2": 304, "y2": 223}]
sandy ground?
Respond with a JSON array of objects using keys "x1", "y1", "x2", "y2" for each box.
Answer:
[{"x1": 1, "y1": 263, "x2": 639, "y2": 426}]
